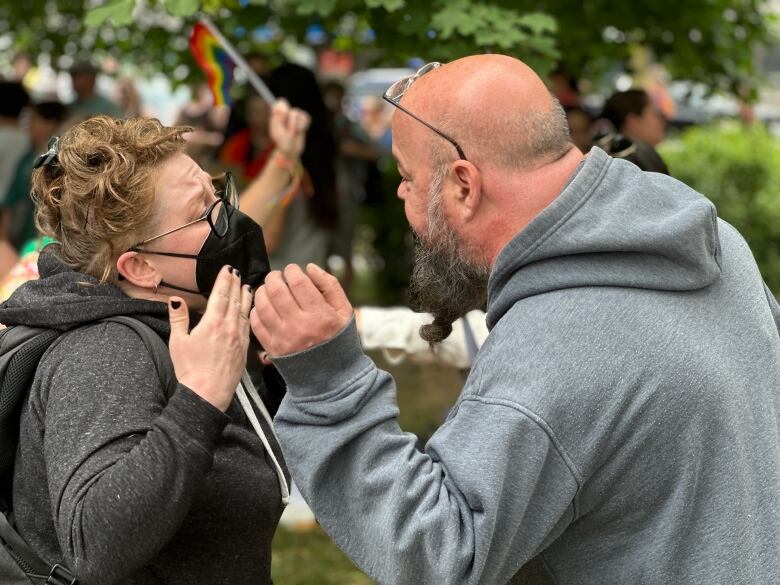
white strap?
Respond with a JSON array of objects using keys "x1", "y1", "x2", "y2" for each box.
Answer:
[{"x1": 236, "y1": 373, "x2": 290, "y2": 506}]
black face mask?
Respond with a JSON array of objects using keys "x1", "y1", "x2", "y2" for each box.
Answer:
[{"x1": 154, "y1": 208, "x2": 270, "y2": 297}]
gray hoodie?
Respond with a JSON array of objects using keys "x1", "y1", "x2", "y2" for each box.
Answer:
[
  {"x1": 271, "y1": 147, "x2": 780, "y2": 584},
  {"x1": 0, "y1": 247, "x2": 289, "y2": 585}
]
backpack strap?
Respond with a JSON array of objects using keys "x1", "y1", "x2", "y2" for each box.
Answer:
[
  {"x1": 0, "y1": 328, "x2": 61, "y2": 505},
  {"x1": 0, "y1": 508, "x2": 53, "y2": 577},
  {"x1": 0, "y1": 510, "x2": 77, "y2": 584},
  {"x1": 100, "y1": 316, "x2": 177, "y2": 399}
]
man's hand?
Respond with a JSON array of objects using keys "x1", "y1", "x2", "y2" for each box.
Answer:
[
  {"x1": 270, "y1": 99, "x2": 311, "y2": 162},
  {"x1": 250, "y1": 263, "x2": 353, "y2": 357}
]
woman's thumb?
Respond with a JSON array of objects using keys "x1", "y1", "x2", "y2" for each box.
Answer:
[{"x1": 168, "y1": 297, "x2": 190, "y2": 339}]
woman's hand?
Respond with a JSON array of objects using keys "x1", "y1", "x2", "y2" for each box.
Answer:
[
  {"x1": 270, "y1": 99, "x2": 311, "y2": 162},
  {"x1": 167, "y1": 265, "x2": 253, "y2": 411}
]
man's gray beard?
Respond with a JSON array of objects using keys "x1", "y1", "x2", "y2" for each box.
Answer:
[{"x1": 408, "y1": 179, "x2": 490, "y2": 345}]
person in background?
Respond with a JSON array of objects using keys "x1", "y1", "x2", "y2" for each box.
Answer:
[
  {"x1": 548, "y1": 69, "x2": 580, "y2": 108},
  {"x1": 601, "y1": 88, "x2": 667, "y2": 148},
  {"x1": 0, "y1": 81, "x2": 31, "y2": 278},
  {"x1": 2, "y1": 101, "x2": 69, "y2": 251},
  {"x1": 177, "y1": 82, "x2": 230, "y2": 169},
  {"x1": 67, "y1": 60, "x2": 124, "y2": 121},
  {"x1": 360, "y1": 96, "x2": 393, "y2": 154},
  {"x1": 262, "y1": 63, "x2": 339, "y2": 270},
  {"x1": 322, "y1": 80, "x2": 379, "y2": 292},
  {"x1": 218, "y1": 92, "x2": 274, "y2": 181},
  {"x1": 222, "y1": 52, "x2": 272, "y2": 145},
  {"x1": 592, "y1": 128, "x2": 670, "y2": 175},
  {"x1": 564, "y1": 106, "x2": 593, "y2": 153},
  {"x1": 0, "y1": 81, "x2": 31, "y2": 203},
  {"x1": 116, "y1": 77, "x2": 143, "y2": 118}
]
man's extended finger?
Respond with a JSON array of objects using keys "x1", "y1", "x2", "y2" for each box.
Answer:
[
  {"x1": 249, "y1": 310, "x2": 271, "y2": 351},
  {"x1": 284, "y1": 264, "x2": 329, "y2": 312},
  {"x1": 264, "y1": 270, "x2": 302, "y2": 317},
  {"x1": 253, "y1": 285, "x2": 282, "y2": 332},
  {"x1": 306, "y1": 263, "x2": 352, "y2": 315},
  {"x1": 204, "y1": 265, "x2": 235, "y2": 320},
  {"x1": 250, "y1": 294, "x2": 274, "y2": 349}
]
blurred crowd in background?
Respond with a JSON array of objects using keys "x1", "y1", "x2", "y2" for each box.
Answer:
[{"x1": 0, "y1": 49, "x2": 765, "y2": 306}]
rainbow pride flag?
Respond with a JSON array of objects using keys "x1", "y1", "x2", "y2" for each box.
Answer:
[{"x1": 189, "y1": 21, "x2": 234, "y2": 106}]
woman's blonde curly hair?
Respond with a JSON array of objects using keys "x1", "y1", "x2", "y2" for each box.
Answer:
[{"x1": 31, "y1": 115, "x2": 192, "y2": 282}]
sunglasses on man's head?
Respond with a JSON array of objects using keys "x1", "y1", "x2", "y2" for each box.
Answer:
[{"x1": 382, "y1": 62, "x2": 468, "y2": 161}]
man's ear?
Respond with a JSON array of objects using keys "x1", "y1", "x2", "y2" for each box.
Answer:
[
  {"x1": 451, "y1": 160, "x2": 482, "y2": 221},
  {"x1": 116, "y1": 251, "x2": 159, "y2": 289}
]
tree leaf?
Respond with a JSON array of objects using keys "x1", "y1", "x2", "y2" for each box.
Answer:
[
  {"x1": 165, "y1": 0, "x2": 200, "y2": 17},
  {"x1": 84, "y1": 0, "x2": 135, "y2": 27},
  {"x1": 365, "y1": 0, "x2": 405, "y2": 10}
]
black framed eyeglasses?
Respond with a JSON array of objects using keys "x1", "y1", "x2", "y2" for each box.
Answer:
[
  {"x1": 33, "y1": 136, "x2": 60, "y2": 169},
  {"x1": 130, "y1": 172, "x2": 238, "y2": 251},
  {"x1": 383, "y1": 62, "x2": 468, "y2": 161}
]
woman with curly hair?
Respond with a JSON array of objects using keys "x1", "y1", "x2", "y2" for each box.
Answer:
[{"x1": 0, "y1": 110, "x2": 305, "y2": 584}]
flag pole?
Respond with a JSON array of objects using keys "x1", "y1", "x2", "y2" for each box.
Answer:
[{"x1": 199, "y1": 16, "x2": 276, "y2": 105}]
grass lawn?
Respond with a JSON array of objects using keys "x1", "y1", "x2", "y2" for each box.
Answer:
[
  {"x1": 271, "y1": 349, "x2": 464, "y2": 583},
  {"x1": 272, "y1": 525, "x2": 374, "y2": 585}
]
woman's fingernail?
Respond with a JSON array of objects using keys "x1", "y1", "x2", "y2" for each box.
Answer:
[
  {"x1": 234, "y1": 268, "x2": 241, "y2": 277},
  {"x1": 170, "y1": 300, "x2": 181, "y2": 310}
]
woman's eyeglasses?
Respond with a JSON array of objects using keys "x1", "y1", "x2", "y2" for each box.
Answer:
[{"x1": 130, "y1": 172, "x2": 238, "y2": 250}]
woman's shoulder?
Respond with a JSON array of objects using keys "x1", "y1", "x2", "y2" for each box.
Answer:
[{"x1": 40, "y1": 320, "x2": 162, "y2": 392}]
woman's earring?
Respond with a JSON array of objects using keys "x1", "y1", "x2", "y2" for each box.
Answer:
[{"x1": 153, "y1": 282, "x2": 159, "y2": 295}]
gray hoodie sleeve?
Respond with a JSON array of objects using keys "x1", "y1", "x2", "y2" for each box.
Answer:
[
  {"x1": 273, "y1": 319, "x2": 579, "y2": 585},
  {"x1": 38, "y1": 322, "x2": 229, "y2": 584},
  {"x1": 763, "y1": 282, "x2": 780, "y2": 333}
]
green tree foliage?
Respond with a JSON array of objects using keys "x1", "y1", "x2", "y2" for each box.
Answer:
[
  {"x1": 520, "y1": 0, "x2": 777, "y2": 94},
  {"x1": 661, "y1": 123, "x2": 780, "y2": 295},
  {"x1": 0, "y1": 0, "x2": 776, "y2": 91}
]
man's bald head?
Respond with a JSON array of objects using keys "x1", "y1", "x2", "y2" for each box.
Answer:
[
  {"x1": 395, "y1": 55, "x2": 571, "y2": 171},
  {"x1": 390, "y1": 55, "x2": 583, "y2": 344}
]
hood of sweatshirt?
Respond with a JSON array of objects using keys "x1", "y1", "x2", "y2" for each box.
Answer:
[
  {"x1": 487, "y1": 147, "x2": 722, "y2": 329},
  {"x1": 0, "y1": 244, "x2": 171, "y2": 337}
]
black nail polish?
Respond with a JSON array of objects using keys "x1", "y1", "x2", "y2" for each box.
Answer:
[
  {"x1": 170, "y1": 300, "x2": 181, "y2": 310},
  {"x1": 234, "y1": 268, "x2": 241, "y2": 277}
]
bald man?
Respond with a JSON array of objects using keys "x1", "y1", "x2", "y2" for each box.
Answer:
[{"x1": 250, "y1": 55, "x2": 780, "y2": 584}]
